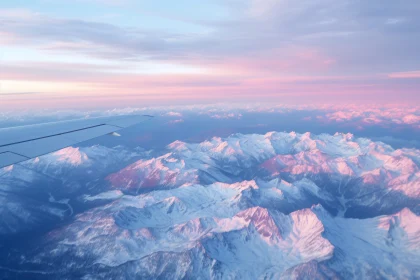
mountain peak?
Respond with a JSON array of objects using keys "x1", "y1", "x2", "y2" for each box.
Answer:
[{"x1": 53, "y1": 146, "x2": 90, "y2": 166}]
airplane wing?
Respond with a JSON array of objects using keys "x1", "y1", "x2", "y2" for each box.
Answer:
[{"x1": 0, "y1": 115, "x2": 153, "y2": 168}]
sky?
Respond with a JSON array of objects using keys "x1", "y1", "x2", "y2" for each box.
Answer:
[{"x1": 1, "y1": 0, "x2": 420, "y2": 109}]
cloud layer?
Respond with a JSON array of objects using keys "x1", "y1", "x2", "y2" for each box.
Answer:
[{"x1": 1, "y1": 1, "x2": 420, "y2": 107}]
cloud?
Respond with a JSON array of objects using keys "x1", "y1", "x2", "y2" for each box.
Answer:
[
  {"x1": 208, "y1": 113, "x2": 243, "y2": 120},
  {"x1": 389, "y1": 71, "x2": 420, "y2": 79},
  {"x1": 1, "y1": 103, "x2": 419, "y2": 136},
  {"x1": 319, "y1": 106, "x2": 420, "y2": 127},
  {"x1": 3, "y1": 60, "x2": 419, "y2": 107},
  {"x1": 166, "y1": 112, "x2": 183, "y2": 117},
  {"x1": 0, "y1": 92, "x2": 41, "y2": 96},
  {"x1": 386, "y1": 18, "x2": 406, "y2": 25},
  {"x1": 2, "y1": 0, "x2": 420, "y2": 75},
  {"x1": 0, "y1": 9, "x2": 181, "y2": 60},
  {"x1": 1, "y1": 1, "x2": 420, "y2": 107}
]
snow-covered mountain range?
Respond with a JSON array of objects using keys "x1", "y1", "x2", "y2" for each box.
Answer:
[{"x1": 0, "y1": 132, "x2": 419, "y2": 279}]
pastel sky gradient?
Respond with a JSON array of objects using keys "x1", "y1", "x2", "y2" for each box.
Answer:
[{"x1": 1, "y1": 0, "x2": 420, "y2": 109}]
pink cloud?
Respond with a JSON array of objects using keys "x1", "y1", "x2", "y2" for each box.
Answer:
[
  {"x1": 198, "y1": 47, "x2": 337, "y2": 76},
  {"x1": 1, "y1": 59, "x2": 419, "y2": 110},
  {"x1": 388, "y1": 71, "x2": 420, "y2": 79},
  {"x1": 0, "y1": 31, "x2": 22, "y2": 45},
  {"x1": 402, "y1": 114, "x2": 420, "y2": 124},
  {"x1": 166, "y1": 112, "x2": 183, "y2": 117},
  {"x1": 319, "y1": 107, "x2": 420, "y2": 128}
]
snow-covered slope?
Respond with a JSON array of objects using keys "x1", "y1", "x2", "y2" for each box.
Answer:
[
  {"x1": 313, "y1": 205, "x2": 420, "y2": 279},
  {"x1": 0, "y1": 145, "x2": 144, "y2": 235},
  {"x1": 1, "y1": 132, "x2": 419, "y2": 279},
  {"x1": 107, "y1": 132, "x2": 419, "y2": 217},
  {"x1": 22, "y1": 145, "x2": 143, "y2": 181}
]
